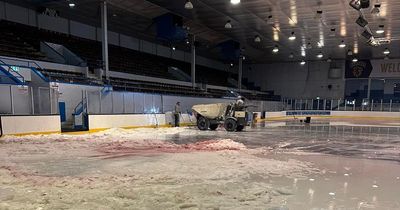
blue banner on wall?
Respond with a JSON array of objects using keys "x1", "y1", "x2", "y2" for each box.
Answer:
[
  {"x1": 154, "y1": 14, "x2": 188, "y2": 42},
  {"x1": 345, "y1": 60, "x2": 373, "y2": 78}
]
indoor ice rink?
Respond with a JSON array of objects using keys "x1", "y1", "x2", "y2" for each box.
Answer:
[{"x1": 0, "y1": 0, "x2": 400, "y2": 209}]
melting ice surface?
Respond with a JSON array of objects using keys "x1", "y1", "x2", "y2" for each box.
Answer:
[{"x1": 0, "y1": 119, "x2": 400, "y2": 209}]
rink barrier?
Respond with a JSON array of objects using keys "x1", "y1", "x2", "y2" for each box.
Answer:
[
  {"x1": 0, "y1": 115, "x2": 61, "y2": 136},
  {"x1": 88, "y1": 113, "x2": 196, "y2": 132},
  {"x1": 264, "y1": 111, "x2": 400, "y2": 120}
]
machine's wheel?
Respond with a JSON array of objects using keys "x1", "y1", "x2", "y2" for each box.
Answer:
[
  {"x1": 197, "y1": 116, "x2": 210, "y2": 131},
  {"x1": 236, "y1": 125, "x2": 244, "y2": 132},
  {"x1": 224, "y1": 118, "x2": 237, "y2": 132},
  {"x1": 209, "y1": 124, "x2": 219, "y2": 131}
]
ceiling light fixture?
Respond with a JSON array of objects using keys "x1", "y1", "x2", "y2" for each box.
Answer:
[
  {"x1": 68, "y1": 2, "x2": 75, "y2": 8},
  {"x1": 347, "y1": 50, "x2": 353, "y2": 56},
  {"x1": 288, "y1": 32, "x2": 296, "y2": 41},
  {"x1": 300, "y1": 60, "x2": 306, "y2": 65},
  {"x1": 225, "y1": 20, "x2": 232, "y2": 29},
  {"x1": 272, "y1": 45, "x2": 279, "y2": 53},
  {"x1": 306, "y1": 42, "x2": 312, "y2": 49},
  {"x1": 315, "y1": 10, "x2": 323, "y2": 19},
  {"x1": 352, "y1": 57, "x2": 358, "y2": 62},
  {"x1": 254, "y1": 35, "x2": 261, "y2": 43},
  {"x1": 339, "y1": 40, "x2": 346, "y2": 48},
  {"x1": 376, "y1": 25, "x2": 385, "y2": 34},
  {"x1": 185, "y1": 0, "x2": 194, "y2": 9},
  {"x1": 266, "y1": 15, "x2": 274, "y2": 25},
  {"x1": 350, "y1": 0, "x2": 370, "y2": 10},
  {"x1": 383, "y1": 48, "x2": 390, "y2": 55},
  {"x1": 230, "y1": 0, "x2": 240, "y2": 5},
  {"x1": 172, "y1": 46, "x2": 176, "y2": 51},
  {"x1": 317, "y1": 52, "x2": 323, "y2": 58}
]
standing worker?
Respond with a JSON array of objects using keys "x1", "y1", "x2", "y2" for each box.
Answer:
[{"x1": 174, "y1": 102, "x2": 181, "y2": 127}]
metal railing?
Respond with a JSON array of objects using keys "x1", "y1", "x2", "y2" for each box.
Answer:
[
  {"x1": 282, "y1": 98, "x2": 400, "y2": 112},
  {"x1": 0, "y1": 56, "x2": 43, "y2": 69},
  {"x1": 0, "y1": 60, "x2": 26, "y2": 84}
]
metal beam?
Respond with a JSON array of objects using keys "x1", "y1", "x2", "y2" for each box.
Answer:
[
  {"x1": 238, "y1": 55, "x2": 243, "y2": 91},
  {"x1": 191, "y1": 35, "x2": 196, "y2": 89},
  {"x1": 367, "y1": 78, "x2": 371, "y2": 101},
  {"x1": 101, "y1": 1, "x2": 110, "y2": 82}
]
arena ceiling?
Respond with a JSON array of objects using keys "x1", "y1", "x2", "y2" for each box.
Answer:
[{"x1": 8, "y1": 0, "x2": 400, "y2": 63}]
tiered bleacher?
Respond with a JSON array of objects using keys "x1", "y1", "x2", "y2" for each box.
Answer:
[{"x1": 0, "y1": 20, "x2": 280, "y2": 101}]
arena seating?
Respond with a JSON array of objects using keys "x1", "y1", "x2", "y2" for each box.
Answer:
[
  {"x1": 0, "y1": 20, "x2": 281, "y2": 101},
  {"x1": 0, "y1": 28, "x2": 47, "y2": 60},
  {"x1": 0, "y1": 20, "x2": 234, "y2": 87}
]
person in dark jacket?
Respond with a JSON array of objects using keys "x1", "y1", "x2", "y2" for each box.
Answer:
[{"x1": 174, "y1": 102, "x2": 181, "y2": 127}]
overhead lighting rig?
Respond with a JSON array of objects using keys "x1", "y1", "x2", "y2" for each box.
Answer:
[
  {"x1": 371, "y1": 3, "x2": 381, "y2": 14},
  {"x1": 349, "y1": 0, "x2": 370, "y2": 10}
]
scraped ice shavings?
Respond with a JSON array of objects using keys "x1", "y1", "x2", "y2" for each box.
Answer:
[{"x1": 182, "y1": 139, "x2": 247, "y2": 151}]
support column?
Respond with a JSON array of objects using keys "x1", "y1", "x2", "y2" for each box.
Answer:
[
  {"x1": 367, "y1": 78, "x2": 372, "y2": 101},
  {"x1": 238, "y1": 55, "x2": 243, "y2": 91},
  {"x1": 191, "y1": 35, "x2": 196, "y2": 88},
  {"x1": 101, "y1": 1, "x2": 109, "y2": 82}
]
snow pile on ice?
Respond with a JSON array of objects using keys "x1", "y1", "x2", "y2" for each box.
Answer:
[
  {"x1": 183, "y1": 139, "x2": 247, "y2": 151},
  {"x1": 0, "y1": 127, "x2": 323, "y2": 209},
  {"x1": 93, "y1": 127, "x2": 187, "y2": 138}
]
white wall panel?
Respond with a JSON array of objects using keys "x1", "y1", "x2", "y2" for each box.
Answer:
[
  {"x1": 5, "y1": 3, "x2": 28, "y2": 25},
  {"x1": 88, "y1": 113, "x2": 194, "y2": 130},
  {"x1": 12, "y1": 86, "x2": 31, "y2": 114},
  {"x1": 246, "y1": 61, "x2": 345, "y2": 99},
  {"x1": 87, "y1": 91, "x2": 100, "y2": 114},
  {"x1": 70, "y1": 21, "x2": 96, "y2": 40},
  {"x1": 96, "y1": 28, "x2": 119, "y2": 46},
  {"x1": 123, "y1": 92, "x2": 134, "y2": 113},
  {"x1": 141, "y1": 40, "x2": 156, "y2": 54},
  {"x1": 133, "y1": 93, "x2": 144, "y2": 113},
  {"x1": 332, "y1": 111, "x2": 400, "y2": 118},
  {"x1": 108, "y1": 31, "x2": 119, "y2": 46},
  {"x1": 143, "y1": 94, "x2": 154, "y2": 113},
  {"x1": 38, "y1": 14, "x2": 68, "y2": 34},
  {"x1": 100, "y1": 92, "x2": 113, "y2": 114},
  {"x1": 120, "y1": 34, "x2": 139, "y2": 50},
  {"x1": 264, "y1": 111, "x2": 400, "y2": 120},
  {"x1": 153, "y1": 95, "x2": 162, "y2": 113},
  {"x1": 112, "y1": 92, "x2": 124, "y2": 113},
  {"x1": 1, "y1": 115, "x2": 61, "y2": 135},
  {"x1": 171, "y1": 50, "x2": 185, "y2": 61},
  {"x1": 184, "y1": 52, "x2": 191, "y2": 63},
  {"x1": 89, "y1": 114, "x2": 162, "y2": 130},
  {"x1": 0, "y1": 85, "x2": 11, "y2": 114},
  {"x1": 157, "y1": 44, "x2": 171, "y2": 58},
  {"x1": 27, "y1": 9, "x2": 36, "y2": 26}
]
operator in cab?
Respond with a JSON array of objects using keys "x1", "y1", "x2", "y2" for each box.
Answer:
[{"x1": 235, "y1": 96, "x2": 245, "y2": 110}]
